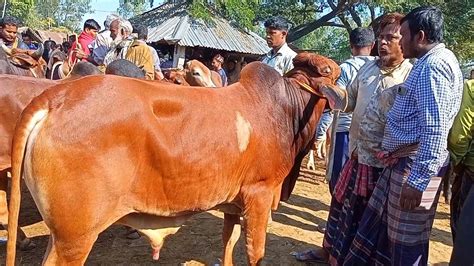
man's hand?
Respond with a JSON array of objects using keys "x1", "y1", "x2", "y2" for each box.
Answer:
[
  {"x1": 155, "y1": 70, "x2": 164, "y2": 80},
  {"x1": 74, "y1": 48, "x2": 86, "y2": 60},
  {"x1": 399, "y1": 183, "x2": 423, "y2": 210}
]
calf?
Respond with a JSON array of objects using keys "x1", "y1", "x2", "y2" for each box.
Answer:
[
  {"x1": 185, "y1": 59, "x2": 223, "y2": 87},
  {"x1": 7, "y1": 53, "x2": 342, "y2": 265}
]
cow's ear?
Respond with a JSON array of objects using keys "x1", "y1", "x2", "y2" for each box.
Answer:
[
  {"x1": 292, "y1": 52, "x2": 313, "y2": 68},
  {"x1": 293, "y1": 53, "x2": 340, "y2": 83}
]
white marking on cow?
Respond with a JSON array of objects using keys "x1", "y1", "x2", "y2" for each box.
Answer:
[
  {"x1": 235, "y1": 112, "x2": 252, "y2": 152},
  {"x1": 24, "y1": 109, "x2": 49, "y2": 213}
]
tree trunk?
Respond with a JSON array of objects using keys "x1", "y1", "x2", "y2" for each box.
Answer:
[{"x1": 287, "y1": 0, "x2": 349, "y2": 42}]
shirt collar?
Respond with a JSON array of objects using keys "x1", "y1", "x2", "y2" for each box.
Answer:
[
  {"x1": 378, "y1": 59, "x2": 411, "y2": 76},
  {"x1": 267, "y1": 42, "x2": 289, "y2": 57},
  {"x1": 416, "y1": 43, "x2": 445, "y2": 64}
]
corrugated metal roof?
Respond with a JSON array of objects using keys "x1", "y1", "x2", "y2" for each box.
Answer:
[
  {"x1": 19, "y1": 27, "x2": 70, "y2": 44},
  {"x1": 131, "y1": 2, "x2": 268, "y2": 55},
  {"x1": 35, "y1": 30, "x2": 69, "y2": 44}
]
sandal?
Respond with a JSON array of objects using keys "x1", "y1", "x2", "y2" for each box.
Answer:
[{"x1": 291, "y1": 249, "x2": 328, "y2": 263}]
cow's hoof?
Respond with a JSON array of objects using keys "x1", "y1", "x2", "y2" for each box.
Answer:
[{"x1": 18, "y1": 238, "x2": 36, "y2": 251}]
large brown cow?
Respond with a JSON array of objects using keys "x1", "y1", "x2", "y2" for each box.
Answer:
[{"x1": 7, "y1": 53, "x2": 343, "y2": 265}]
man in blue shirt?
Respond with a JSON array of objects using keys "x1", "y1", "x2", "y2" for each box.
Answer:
[
  {"x1": 21, "y1": 34, "x2": 37, "y2": 50},
  {"x1": 346, "y1": 6, "x2": 464, "y2": 265}
]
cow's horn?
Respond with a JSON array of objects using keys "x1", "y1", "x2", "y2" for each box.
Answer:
[
  {"x1": 31, "y1": 43, "x2": 44, "y2": 60},
  {"x1": 0, "y1": 42, "x2": 12, "y2": 55}
]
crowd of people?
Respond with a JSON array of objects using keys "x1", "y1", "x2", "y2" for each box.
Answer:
[
  {"x1": 258, "y1": 7, "x2": 471, "y2": 266},
  {"x1": 0, "y1": 4, "x2": 473, "y2": 265},
  {"x1": 0, "y1": 14, "x2": 239, "y2": 82}
]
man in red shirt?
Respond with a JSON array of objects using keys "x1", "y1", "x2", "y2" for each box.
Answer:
[{"x1": 69, "y1": 19, "x2": 101, "y2": 63}]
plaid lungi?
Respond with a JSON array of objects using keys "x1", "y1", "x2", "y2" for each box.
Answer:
[
  {"x1": 334, "y1": 159, "x2": 379, "y2": 203},
  {"x1": 345, "y1": 154, "x2": 447, "y2": 266},
  {"x1": 323, "y1": 158, "x2": 382, "y2": 265}
]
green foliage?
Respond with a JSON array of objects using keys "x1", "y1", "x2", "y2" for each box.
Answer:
[
  {"x1": 294, "y1": 26, "x2": 351, "y2": 62},
  {"x1": 118, "y1": 0, "x2": 147, "y2": 19},
  {"x1": 189, "y1": 0, "x2": 212, "y2": 22},
  {"x1": 215, "y1": 0, "x2": 259, "y2": 30},
  {"x1": 377, "y1": 0, "x2": 474, "y2": 62},
  {"x1": 257, "y1": 1, "x2": 326, "y2": 26},
  {"x1": 53, "y1": 0, "x2": 93, "y2": 31},
  {"x1": 3, "y1": 0, "x2": 92, "y2": 32}
]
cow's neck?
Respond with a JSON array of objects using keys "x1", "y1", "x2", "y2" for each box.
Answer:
[{"x1": 282, "y1": 77, "x2": 326, "y2": 156}]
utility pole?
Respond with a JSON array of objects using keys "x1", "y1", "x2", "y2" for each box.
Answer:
[{"x1": 2, "y1": 0, "x2": 7, "y2": 19}]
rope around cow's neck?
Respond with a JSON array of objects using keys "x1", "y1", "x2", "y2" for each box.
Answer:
[{"x1": 294, "y1": 79, "x2": 319, "y2": 95}]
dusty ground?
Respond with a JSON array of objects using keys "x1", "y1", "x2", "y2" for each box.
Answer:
[{"x1": 0, "y1": 158, "x2": 452, "y2": 265}]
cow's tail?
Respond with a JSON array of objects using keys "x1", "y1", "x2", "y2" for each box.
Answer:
[{"x1": 6, "y1": 98, "x2": 49, "y2": 266}]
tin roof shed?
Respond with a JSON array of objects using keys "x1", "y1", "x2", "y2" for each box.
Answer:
[{"x1": 130, "y1": 2, "x2": 268, "y2": 55}]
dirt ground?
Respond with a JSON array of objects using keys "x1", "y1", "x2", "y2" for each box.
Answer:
[{"x1": 0, "y1": 158, "x2": 453, "y2": 265}]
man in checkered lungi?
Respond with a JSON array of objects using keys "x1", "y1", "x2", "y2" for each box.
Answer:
[{"x1": 345, "y1": 6, "x2": 464, "y2": 265}]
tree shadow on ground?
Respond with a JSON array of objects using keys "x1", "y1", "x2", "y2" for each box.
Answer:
[
  {"x1": 430, "y1": 227, "x2": 453, "y2": 247},
  {"x1": 273, "y1": 204, "x2": 327, "y2": 232},
  {"x1": 286, "y1": 194, "x2": 330, "y2": 213},
  {"x1": 0, "y1": 199, "x2": 318, "y2": 265}
]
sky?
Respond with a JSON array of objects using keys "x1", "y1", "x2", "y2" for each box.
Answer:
[
  {"x1": 81, "y1": 0, "x2": 164, "y2": 28},
  {"x1": 82, "y1": 0, "x2": 120, "y2": 27}
]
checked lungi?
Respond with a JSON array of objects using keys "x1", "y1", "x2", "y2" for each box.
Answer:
[
  {"x1": 344, "y1": 147, "x2": 447, "y2": 266},
  {"x1": 323, "y1": 158, "x2": 382, "y2": 265}
]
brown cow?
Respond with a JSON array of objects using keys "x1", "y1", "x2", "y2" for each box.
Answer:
[
  {"x1": 162, "y1": 68, "x2": 189, "y2": 85},
  {"x1": 185, "y1": 59, "x2": 223, "y2": 87},
  {"x1": 0, "y1": 75, "x2": 56, "y2": 249},
  {"x1": 7, "y1": 53, "x2": 343, "y2": 265}
]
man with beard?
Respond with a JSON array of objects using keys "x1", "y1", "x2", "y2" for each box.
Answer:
[
  {"x1": 293, "y1": 13, "x2": 412, "y2": 264},
  {"x1": 103, "y1": 18, "x2": 134, "y2": 67},
  {"x1": 261, "y1": 16, "x2": 297, "y2": 75},
  {"x1": 91, "y1": 14, "x2": 120, "y2": 65},
  {"x1": 346, "y1": 6, "x2": 463, "y2": 265}
]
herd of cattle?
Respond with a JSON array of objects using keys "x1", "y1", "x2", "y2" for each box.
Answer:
[{"x1": 0, "y1": 45, "x2": 344, "y2": 265}]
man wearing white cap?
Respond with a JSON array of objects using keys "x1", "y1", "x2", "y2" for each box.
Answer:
[
  {"x1": 103, "y1": 18, "x2": 134, "y2": 66},
  {"x1": 91, "y1": 14, "x2": 120, "y2": 65}
]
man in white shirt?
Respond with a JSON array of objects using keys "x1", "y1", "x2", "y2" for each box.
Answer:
[
  {"x1": 91, "y1": 14, "x2": 119, "y2": 66},
  {"x1": 261, "y1": 16, "x2": 297, "y2": 75}
]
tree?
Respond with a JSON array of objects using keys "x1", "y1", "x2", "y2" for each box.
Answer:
[
  {"x1": 294, "y1": 26, "x2": 351, "y2": 62},
  {"x1": 118, "y1": 0, "x2": 147, "y2": 19},
  {"x1": 2, "y1": 0, "x2": 92, "y2": 32},
  {"x1": 378, "y1": 0, "x2": 474, "y2": 63},
  {"x1": 126, "y1": 0, "x2": 474, "y2": 62}
]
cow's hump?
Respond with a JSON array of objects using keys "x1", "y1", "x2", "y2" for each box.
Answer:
[{"x1": 239, "y1": 62, "x2": 282, "y2": 91}]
